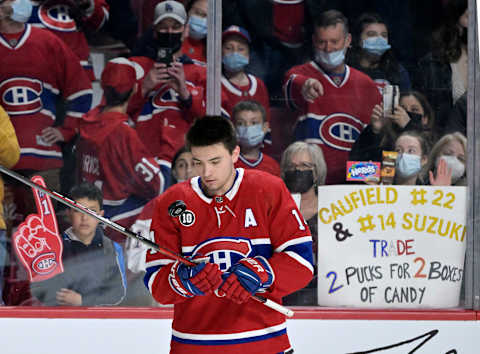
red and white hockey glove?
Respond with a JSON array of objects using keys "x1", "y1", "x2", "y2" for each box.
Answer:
[
  {"x1": 169, "y1": 261, "x2": 223, "y2": 298},
  {"x1": 218, "y1": 256, "x2": 274, "y2": 304}
]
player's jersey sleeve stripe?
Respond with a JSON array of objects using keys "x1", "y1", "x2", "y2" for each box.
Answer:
[
  {"x1": 275, "y1": 236, "x2": 312, "y2": 252},
  {"x1": 144, "y1": 265, "x2": 161, "y2": 292},
  {"x1": 145, "y1": 259, "x2": 175, "y2": 268},
  {"x1": 285, "y1": 250, "x2": 314, "y2": 274}
]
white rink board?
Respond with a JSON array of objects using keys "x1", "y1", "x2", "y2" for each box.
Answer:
[{"x1": 0, "y1": 317, "x2": 477, "y2": 354}]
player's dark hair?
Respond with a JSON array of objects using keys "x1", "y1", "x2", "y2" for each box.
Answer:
[
  {"x1": 232, "y1": 100, "x2": 266, "y2": 123},
  {"x1": 314, "y1": 9, "x2": 349, "y2": 35},
  {"x1": 103, "y1": 86, "x2": 133, "y2": 107},
  {"x1": 186, "y1": 116, "x2": 237, "y2": 153},
  {"x1": 69, "y1": 182, "x2": 103, "y2": 208}
]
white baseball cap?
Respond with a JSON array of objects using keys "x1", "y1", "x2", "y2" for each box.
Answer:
[{"x1": 153, "y1": 1, "x2": 187, "y2": 26}]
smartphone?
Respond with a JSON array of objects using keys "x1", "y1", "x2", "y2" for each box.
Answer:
[
  {"x1": 156, "y1": 47, "x2": 173, "y2": 67},
  {"x1": 382, "y1": 85, "x2": 399, "y2": 115}
]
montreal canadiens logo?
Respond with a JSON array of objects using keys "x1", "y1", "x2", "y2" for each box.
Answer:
[
  {"x1": 32, "y1": 252, "x2": 57, "y2": 275},
  {"x1": 179, "y1": 210, "x2": 195, "y2": 227},
  {"x1": 0, "y1": 77, "x2": 43, "y2": 115},
  {"x1": 319, "y1": 113, "x2": 365, "y2": 151},
  {"x1": 191, "y1": 238, "x2": 253, "y2": 271},
  {"x1": 152, "y1": 88, "x2": 178, "y2": 109},
  {"x1": 39, "y1": 0, "x2": 77, "y2": 32}
]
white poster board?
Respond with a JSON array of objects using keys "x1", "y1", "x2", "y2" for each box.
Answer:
[{"x1": 317, "y1": 185, "x2": 467, "y2": 308}]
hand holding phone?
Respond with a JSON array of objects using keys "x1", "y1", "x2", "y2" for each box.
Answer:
[{"x1": 382, "y1": 85, "x2": 399, "y2": 115}]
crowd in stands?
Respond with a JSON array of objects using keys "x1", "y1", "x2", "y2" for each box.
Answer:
[{"x1": 0, "y1": 0, "x2": 470, "y2": 306}]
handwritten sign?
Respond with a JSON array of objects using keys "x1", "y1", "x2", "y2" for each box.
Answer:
[{"x1": 317, "y1": 185, "x2": 466, "y2": 308}]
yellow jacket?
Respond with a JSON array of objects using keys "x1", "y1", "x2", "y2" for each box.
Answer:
[{"x1": 0, "y1": 106, "x2": 20, "y2": 230}]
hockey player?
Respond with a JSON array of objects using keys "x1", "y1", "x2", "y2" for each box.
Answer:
[
  {"x1": 283, "y1": 9, "x2": 381, "y2": 185},
  {"x1": 145, "y1": 115, "x2": 314, "y2": 353},
  {"x1": 129, "y1": 0, "x2": 207, "y2": 163},
  {"x1": 28, "y1": 0, "x2": 110, "y2": 80},
  {"x1": 77, "y1": 58, "x2": 170, "y2": 242},
  {"x1": 233, "y1": 100, "x2": 280, "y2": 176}
]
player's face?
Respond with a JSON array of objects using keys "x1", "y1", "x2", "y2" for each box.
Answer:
[
  {"x1": 312, "y1": 23, "x2": 351, "y2": 53},
  {"x1": 68, "y1": 198, "x2": 103, "y2": 244},
  {"x1": 191, "y1": 143, "x2": 240, "y2": 196},
  {"x1": 173, "y1": 151, "x2": 196, "y2": 182}
]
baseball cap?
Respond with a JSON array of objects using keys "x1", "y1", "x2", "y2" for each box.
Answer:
[
  {"x1": 101, "y1": 58, "x2": 144, "y2": 94},
  {"x1": 153, "y1": 1, "x2": 187, "y2": 26},
  {"x1": 222, "y1": 25, "x2": 251, "y2": 43}
]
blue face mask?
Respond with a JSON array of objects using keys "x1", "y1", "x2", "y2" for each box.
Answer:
[
  {"x1": 188, "y1": 15, "x2": 207, "y2": 40},
  {"x1": 362, "y1": 36, "x2": 391, "y2": 56},
  {"x1": 10, "y1": 0, "x2": 33, "y2": 23},
  {"x1": 223, "y1": 52, "x2": 249, "y2": 72},
  {"x1": 396, "y1": 153, "x2": 422, "y2": 179},
  {"x1": 236, "y1": 124, "x2": 265, "y2": 147},
  {"x1": 315, "y1": 48, "x2": 346, "y2": 69}
]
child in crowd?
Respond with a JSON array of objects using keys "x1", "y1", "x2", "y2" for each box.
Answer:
[
  {"x1": 31, "y1": 182, "x2": 126, "y2": 306},
  {"x1": 233, "y1": 100, "x2": 280, "y2": 176}
]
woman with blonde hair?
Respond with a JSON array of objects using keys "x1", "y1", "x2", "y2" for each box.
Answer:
[{"x1": 424, "y1": 132, "x2": 467, "y2": 186}]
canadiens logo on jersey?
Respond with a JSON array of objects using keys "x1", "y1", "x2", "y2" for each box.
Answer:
[
  {"x1": 296, "y1": 112, "x2": 366, "y2": 151},
  {"x1": 0, "y1": 77, "x2": 43, "y2": 115},
  {"x1": 38, "y1": 0, "x2": 77, "y2": 32},
  {"x1": 190, "y1": 237, "x2": 253, "y2": 271}
]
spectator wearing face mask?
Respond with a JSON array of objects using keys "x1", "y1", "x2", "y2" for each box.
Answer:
[
  {"x1": 232, "y1": 101, "x2": 279, "y2": 177},
  {"x1": 220, "y1": 26, "x2": 271, "y2": 123},
  {"x1": 346, "y1": 12, "x2": 411, "y2": 93},
  {"x1": 424, "y1": 132, "x2": 466, "y2": 186},
  {"x1": 350, "y1": 91, "x2": 437, "y2": 163},
  {"x1": 181, "y1": 0, "x2": 208, "y2": 65},
  {"x1": 280, "y1": 141, "x2": 327, "y2": 305},
  {"x1": 393, "y1": 131, "x2": 430, "y2": 185},
  {"x1": 129, "y1": 0, "x2": 206, "y2": 163},
  {"x1": 283, "y1": 10, "x2": 381, "y2": 185}
]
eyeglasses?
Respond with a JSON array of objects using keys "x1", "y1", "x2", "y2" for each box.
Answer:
[{"x1": 285, "y1": 162, "x2": 314, "y2": 171}]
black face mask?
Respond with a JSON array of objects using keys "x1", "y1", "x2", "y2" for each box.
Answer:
[
  {"x1": 407, "y1": 111, "x2": 423, "y2": 123},
  {"x1": 461, "y1": 29, "x2": 468, "y2": 45},
  {"x1": 154, "y1": 32, "x2": 183, "y2": 53},
  {"x1": 284, "y1": 170, "x2": 315, "y2": 194}
]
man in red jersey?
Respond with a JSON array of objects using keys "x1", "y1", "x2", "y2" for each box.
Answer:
[{"x1": 145, "y1": 115, "x2": 314, "y2": 354}]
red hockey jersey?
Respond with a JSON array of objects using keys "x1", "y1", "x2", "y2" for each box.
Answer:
[
  {"x1": 284, "y1": 61, "x2": 382, "y2": 184},
  {"x1": 221, "y1": 74, "x2": 271, "y2": 122},
  {"x1": 234, "y1": 152, "x2": 281, "y2": 177},
  {"x1": 77, "y1": 108, "x2": 170, "y2": 240},
  {"x1": 145, "y1": 168, "x2": 314, "y2": 354},
  {"x1": 29, "y1": 0, "x2": 110, "y2": 80},
  {"x1": 0, "y1": 25, "x2": 92, "y2": 171},
  {"x1": 130, "y1": 55, "x2": 206, "y2": 162}
]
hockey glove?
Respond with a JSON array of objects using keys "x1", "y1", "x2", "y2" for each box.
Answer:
[
  {"x1": 218, "y1": 256, "x2": 274, "y2": 304},
  {"x1": 169, "y1": 261, "x2": 223, "y2": 298}
]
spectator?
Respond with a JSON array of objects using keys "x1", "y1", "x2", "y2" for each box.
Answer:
[
  {"x1": 423, "y1": 132, "x2": 467, "y2": 186},
  {"x1": 0, "y1": 105, "x2": 20, "y2": 305},
  {"x1": 280, "y1": 141, "x2": 327, "y2": 305},
  {"x1": 170, "y1": 145, "x2": 195, "y2": 184},
  {"x1": 220, "y1": 26, "x2": 271, "y2": 123},
  {"x1": 284, "y1": 9, "x2": 381, "y2": 185},
  {"x1": 350, "y1": 91, "x2": 436, "y2": 163},
  {"x1": 346, "y1": 12, "x2": 411, "y2": 92},
  {"x1": 0, "y1": 0, "x2": 92, "y2": 222},
  {"x1": 29, "y1": 0, "x2": 110, "y2": 81},
  {"x1": 181, "y1": 0, "x2": 208, "y2": 64},
  {"x1": 30, "y1": 182, "x2": 127, "y2": 306},
  {"x1": 232, "y1": 100, "x2": 280, "y2": 177},
  {"x1": 129, "y1": 0, "x2": 206, "y2": 162},
  {"x1": 393, "y1": 131, "x2": 430, "y2": 185},
  {"x1": 77, "y1": 58, "x2": 170, "y2": 241},
  {"x1": 414, "y1": 0, "x2": 468, "y2": 134}
]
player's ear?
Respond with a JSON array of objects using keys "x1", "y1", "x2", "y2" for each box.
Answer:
[{"x1": 232, "y1": 145, "x2": 240, "y2": 163}]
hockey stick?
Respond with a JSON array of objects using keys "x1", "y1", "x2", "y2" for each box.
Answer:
[{"x1": 0, "y1": 165, "x2": 294, "y2": 317}]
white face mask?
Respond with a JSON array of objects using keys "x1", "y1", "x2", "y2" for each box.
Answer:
[
  {"x1": 438, "y1": 155, "x2": 465, "y2": 184},
  {"x1": 314, "y1": 48, "x2": 346, "y2": 69}
]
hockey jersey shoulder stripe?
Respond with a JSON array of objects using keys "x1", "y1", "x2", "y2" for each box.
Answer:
[
  {"x1": 275, "y1": 236, "x2": 312, "y2": 252},
  {"x1": 172, "y1": 322, "x2": 287, "y2": 345},
  {"x1": 21, "y1": 147, "x2": 62, "y2": 159}
]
